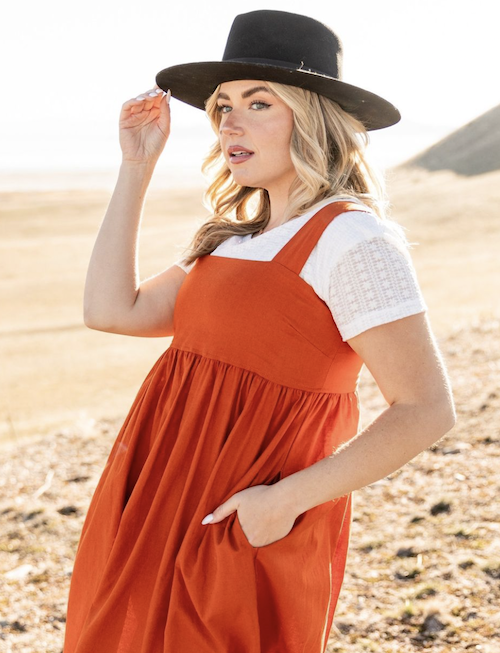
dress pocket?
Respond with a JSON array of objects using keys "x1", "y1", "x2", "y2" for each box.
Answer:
[
  {"x1": 233, "y1": 510, "x2": 294, "y2": 551},
  {"x1": 232, "y1": 512, "x2": 258, "y2": 552}
]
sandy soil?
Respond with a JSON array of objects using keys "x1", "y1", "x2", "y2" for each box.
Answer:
[
  {"x1": 1, "y1": 160, "x2": 499, "y2": 651},
  {"x1": 0, "y1": 186, "x2": 204, "y2": 443}
]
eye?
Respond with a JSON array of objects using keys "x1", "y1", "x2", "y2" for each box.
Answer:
[
  {"x1": 216, "y1": 104, "x2": 231, "y2": 114},
  {"x1": 250, "y1": 101, "x2": 270, "y2": 110}
]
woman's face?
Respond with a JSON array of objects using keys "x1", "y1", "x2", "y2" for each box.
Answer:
[{"x1": 216, "y1": 80, "x2": 297, "y2": 194}]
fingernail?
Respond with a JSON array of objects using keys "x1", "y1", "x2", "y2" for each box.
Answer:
[
  {"x1": 135, "y1": 96, "x2": 145, "y2": 101},
  {"x1": 155, "y1": 88, "x2": 163, "y2": 94},
  {"x1": 166, "y1": 89, "x2": 171, "y2": 103},
  {"x1": 148, "y1": 92, "x2": 157, "y2": 97},
  {"x1": 201, "y1": 513, "x2": 214, "y2": 525}
]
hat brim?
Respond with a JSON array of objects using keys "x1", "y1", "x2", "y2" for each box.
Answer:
[{"x1": 155, "y1": 61, "x2": 400, "y2": 131}]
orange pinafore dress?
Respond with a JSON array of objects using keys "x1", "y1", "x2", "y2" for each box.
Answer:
[{"x1": 63, "y1": 201, "x2": 366, "y2": 653}]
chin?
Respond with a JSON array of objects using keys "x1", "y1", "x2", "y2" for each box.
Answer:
[{"x1": 230, "y1": 173, "x2": 261, "y2": 189}]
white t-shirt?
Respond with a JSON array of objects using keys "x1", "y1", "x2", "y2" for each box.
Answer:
[{"x1": 174, "y1": 197, "x2": 427, "y2": 341}]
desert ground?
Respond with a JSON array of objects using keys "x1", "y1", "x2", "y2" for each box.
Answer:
[{"x1": 1, "y1": 108, "x2": 499, "y2": 651}]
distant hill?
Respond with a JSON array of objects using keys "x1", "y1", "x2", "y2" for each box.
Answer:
[{"x1": 399, "y1": 104, "x2": 500, "y2": 176}]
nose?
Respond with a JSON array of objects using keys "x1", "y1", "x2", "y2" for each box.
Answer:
[{"x1": 219, "y1": 111, "x2": 244, "y2": 137}]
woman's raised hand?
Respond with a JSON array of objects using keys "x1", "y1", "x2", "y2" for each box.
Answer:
[{"x1": 119, "y1": 86, "x2": 171, "y2": 165}]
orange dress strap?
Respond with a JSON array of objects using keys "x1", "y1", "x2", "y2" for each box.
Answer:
[{"x1": 273, "y1": 201, "x2": 371, "y2": 274}]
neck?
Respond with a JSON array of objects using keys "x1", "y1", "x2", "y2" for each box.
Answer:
[{"x1": 266, "y1": 182, "x2": 294, "y2": 231}]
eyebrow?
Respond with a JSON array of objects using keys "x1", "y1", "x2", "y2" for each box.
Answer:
[{"x1": 217, "y1": 85, "x2": 272, "y2": 101}]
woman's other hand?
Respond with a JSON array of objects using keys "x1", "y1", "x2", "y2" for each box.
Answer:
[
  {"x1": 202, "y1": 484, "x2": 298, "y2": 548},
  {"x1": 119, "y1": 86, "x2": 171, "y2": 164}
]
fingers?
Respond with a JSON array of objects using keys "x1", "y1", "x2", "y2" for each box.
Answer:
[
  {"x1": 123, "y1": 86, "x2": 170, "y2": 113},
  {"x1": 134, "y1": 86, "x2": 163, "y2": 102},
  {"x1": 202, "y1": 495, "x2": 239, "y2": 525}
]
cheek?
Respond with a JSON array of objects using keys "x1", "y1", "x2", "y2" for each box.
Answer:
[{"x1": 263, "y1": 118, "x2": 293, "y2": 161}]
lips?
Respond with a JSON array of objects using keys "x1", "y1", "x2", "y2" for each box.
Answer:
[{"x1": 228, "y1": 145, "x2": 254, "y2": 163}]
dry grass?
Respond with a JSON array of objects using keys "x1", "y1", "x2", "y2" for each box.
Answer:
[
  {"x1": 387, "y1": 166, "x2": 500, "y2": 334},
  {"x1": 0, "y1": 187, "x2": 204, "y2": 443}
]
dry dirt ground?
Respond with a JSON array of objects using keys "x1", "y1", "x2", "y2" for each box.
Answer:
[{"x1": 1, "y1": 167, "x2": 499, "y2": 651}]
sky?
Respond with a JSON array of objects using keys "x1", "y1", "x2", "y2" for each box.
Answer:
[{"x1": 3, "y1": 0, "x2": 499, "y2": 188}]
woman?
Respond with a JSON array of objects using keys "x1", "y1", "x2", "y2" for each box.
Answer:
[{"x1": 64, "y1": 10, "x2": 455, "y2": 653}]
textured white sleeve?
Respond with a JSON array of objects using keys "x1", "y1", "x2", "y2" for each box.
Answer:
[
  {"x1": 301, "y1": 212, "x2": 427, "y2": 341},
  {"x1": 328, "y1": 236, "x2": 427, "y2": 340}
]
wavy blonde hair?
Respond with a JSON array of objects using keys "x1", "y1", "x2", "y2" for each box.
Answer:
[{"x1": 181, "y1": 81, "x2": 387, "y2": 265}]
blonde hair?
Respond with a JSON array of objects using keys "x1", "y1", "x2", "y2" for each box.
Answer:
[{"x1": 181, "y1": 81, "x2": 387, "y2": 265}]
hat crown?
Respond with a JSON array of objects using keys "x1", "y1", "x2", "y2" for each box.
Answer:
[
  {"x1": 222, "y1": 10, "x2": 343, "y2": 80},
  {"x1": 155, "y1": 9, "x2": 401, "y2": 130}
]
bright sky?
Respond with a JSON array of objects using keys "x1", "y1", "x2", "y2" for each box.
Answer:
[{"x1": 3, "y1": 0, "x2": 499, "y2": 183}]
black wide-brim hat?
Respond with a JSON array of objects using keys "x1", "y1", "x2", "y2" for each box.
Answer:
[{"x1": 156, "y1": 10, "x2": 401, "y2": 131}]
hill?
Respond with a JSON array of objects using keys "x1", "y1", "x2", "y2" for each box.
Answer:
[{"x1": 400, "y1": 103, "x2": 500, "y2": 176}]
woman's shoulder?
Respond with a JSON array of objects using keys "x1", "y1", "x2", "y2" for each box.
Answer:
[{"x1": 317, "y1": 197, "x2": 410, "y2": 255}]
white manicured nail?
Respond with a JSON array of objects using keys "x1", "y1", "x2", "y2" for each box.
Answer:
[
  {"x1": 135, "y1": 96, "x2": 145, "y2": 101},
  {"x1": 166, "y1": 89, "x2": 171, "y2": 103},
  {"x1": 148, "y1": 92, "x2": 157, "y2": 97},
  {"x1": 155, "y1": 88, "x2": 163, "y2": 94},
  {"x1": 201, "y1": 514, "x2": 214, "y2": 525}
]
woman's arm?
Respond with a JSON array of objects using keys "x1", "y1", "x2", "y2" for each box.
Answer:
[
  {"x1": 276, "y1": 312, "x2": 455, "y2": 512},
  {"x1": 84, "y1": 87, "x2": 187, "y2": 337},
  {"x1": 205, "y1": 312, "x2": 456, "y2": 545}
]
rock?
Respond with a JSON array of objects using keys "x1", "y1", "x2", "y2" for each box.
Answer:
[
  {"x1": 421, "y1": 612, "x2": 446, "y2": 634},
  {"x1": 396, "y1": 547, "x2": 417, "y2": 558},
  {"x1": 483, "y1": 563, "x2": 500, "y2": 580},
  {"x1": 459, "y1": 559, "x2": 475, "y2": 569},
  {"x1": 430, "y1": 501, "x2": 452, "y2": 516},
  {"x1": 10, "y1": 620, "x2": 28, "y2": 633},
  {"x1": 442, "y1": 443, "x2": 471, "y2": 454},
  {"x1": 57, "y1": 505, "x2": 81, "y2": 517},
  {"x1": 65, "y1": 476, "x2": 90, "y2": 483},
  {"x1": 395, "y1": 566, "x2": 422, "y2": 581},
  {"x1": 22, "y1": 509, "x2": 44, "y2": 522},
  {"x1": 4, "y1": 564, "x2": 36, "y2": 580},
  {"x1": 334, "y1": 621, "x2": 354, "y2": 635},
  {"x1": 481, "y1": 435, "x2": 500, "y2": 445}
]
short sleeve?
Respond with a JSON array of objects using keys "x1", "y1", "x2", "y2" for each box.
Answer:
[
  {"x1": 327, "y1": 235, "x2": 427, "y2": 340},
  {"x1": 300, "y1": 210, "x2": 428, "y2": 341}
]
